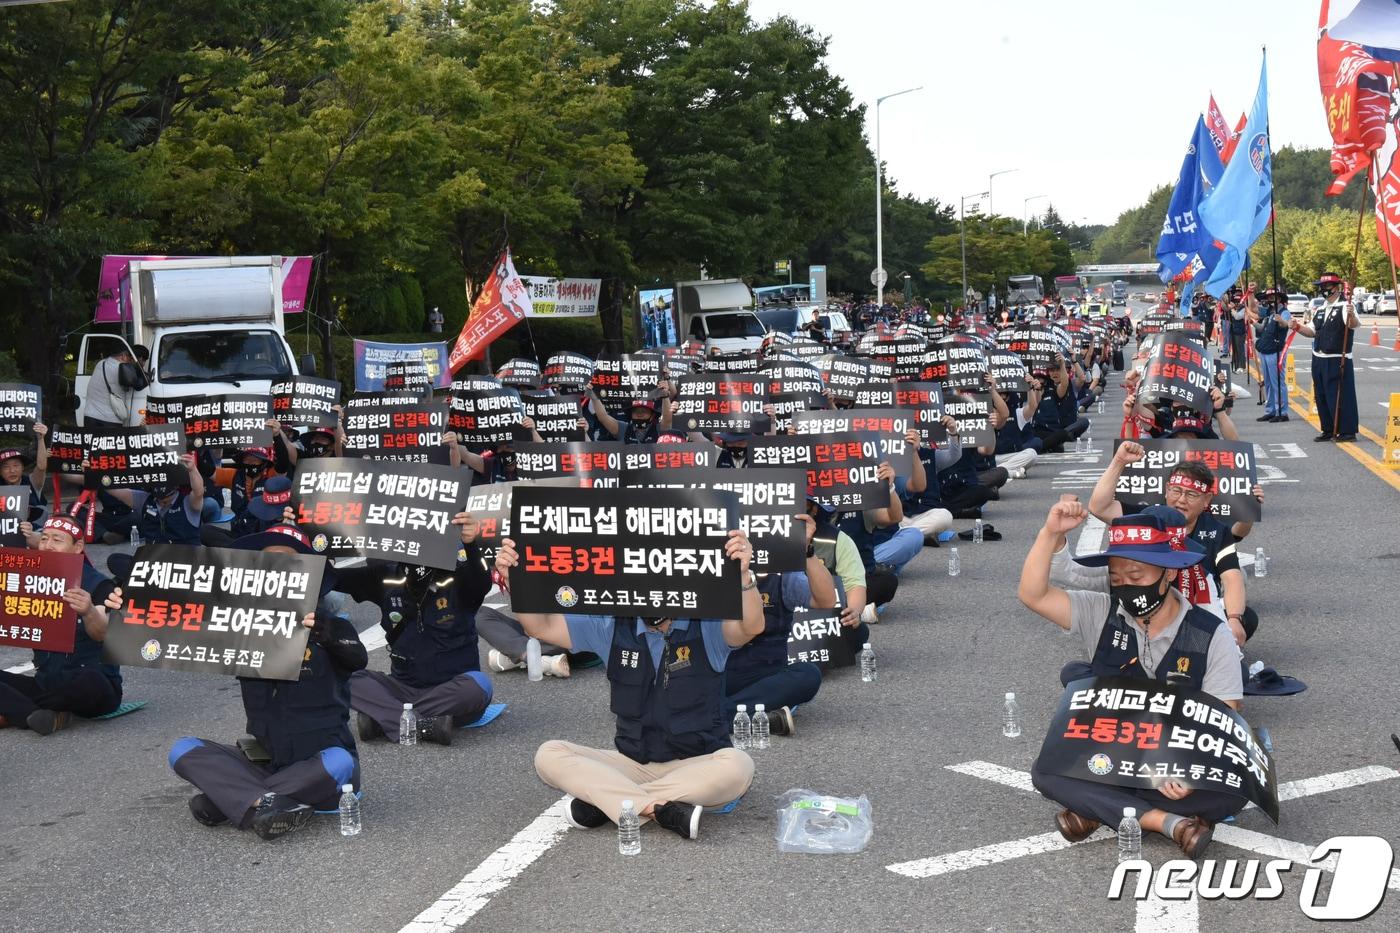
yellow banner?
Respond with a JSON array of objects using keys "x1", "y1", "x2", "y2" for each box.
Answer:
[
  {"x1": 1284, "y1": 352, "x2": 1296, "y2": 389},
  {"x1": 1384, "y1": 393, "x2": 1400, "y2": 468}
]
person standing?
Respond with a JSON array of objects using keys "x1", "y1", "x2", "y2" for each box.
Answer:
[
  {"x1": 1290, "y1": 272, "x2": 1360, "y2": 442},
  {"x1": 83, "y1": 344, "x2": 148, "y2": 429},
  {"x1": 427, "y1": 306, "x2": 444, "y2": 334},
  {"x1": 1249, "y1": 290, "x2": 1291, "y2": 423}
]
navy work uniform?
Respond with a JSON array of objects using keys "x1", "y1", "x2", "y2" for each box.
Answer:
[
  {"x1": 0, "y1": 562, "x2": 121, "y2": 724},
  {"x1": 1310, "y1": 299, "x2": 1359, "y2": 437},
  {"x1": 168, "y1": 613, "x2": 366, "y2": 828},
  {"x1": 348, "y1": 545, "x2": 494, "y2": 740}
]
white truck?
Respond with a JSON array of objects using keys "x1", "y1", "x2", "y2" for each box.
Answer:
[
  {"x1": 75, "y1": 256, "x2": 315, "y2": 425},
  {"x1": 674, "y1": 278, "x2": 766, "y2": 354}
]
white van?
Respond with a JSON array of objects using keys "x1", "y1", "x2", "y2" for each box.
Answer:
[
  {"x1": 75, "y1": 256, "x2": 313, "y2": 425},
  {"x1": 685, "y1": 310, "x2": 768, "y2": 355}
]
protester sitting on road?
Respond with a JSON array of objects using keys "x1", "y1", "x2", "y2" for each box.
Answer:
[
  {"x1": 1, "y1": 425, "x2": 49, "y2": 521},
  {"x1": 1089, "y1": 447, "x2": 1262, "y2": 645},
  {"x1": 833, "y1": 462, "x2": 923, "y2": 616},
  {"x1": 896, "y1": 427, "x2": 954, "y2": 543},
  {"x1": 96, "y1": 452, "x2": 206, "y2": 546},
  {"x1": 0, "y1": 515, "x2": 123, "y2": 734},
  {"x1": 1018, "y1": 498, "x2": 1245, "y2": 859},
  {"x1": 986, "y1": 380, "x2": 1038, "y2": 478},
  {"x1": 587, "y1": 386, "x2": 674, "y2": 444},
  {"x1": 203, "y1": 474, "x2": 293, "y2": 548},
  {"x1": 347, "y1": 511, "x2": 494, "y2": 746},
  {"x1": 723, "y1": 512, "x2": 837, "y2": 737},
  {"x1": 454, "y1": 417, "x2": 544, "y2": 483},
  {"x1": 478, "y1": 605, "x2": 575, "y2": 677},
  {"x1": 1031, "y1": 355, "x2": 1089, "y2": 453},
  {"x1": 297, "y1": 424, "x2": 340, "y2": 460},
  {"x1": 933, "y1": 432, "x2": 998, "y2": 520},
  {"x1": 494, "y1": 530, "x2": 763, "y2": 841}
]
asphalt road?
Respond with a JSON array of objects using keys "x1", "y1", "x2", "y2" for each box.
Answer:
[{"x1": 3, "y1": 313, "x2": 1398, "y2": 933}]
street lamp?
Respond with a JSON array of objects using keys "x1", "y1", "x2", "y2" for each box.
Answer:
[
  {"x1": 988, "y1": 168, "x2": 1017, "y2": 216},
  {"x1": 961, "y1": 190, "x2": 989, "y2": 311},
  {"x1": 874, "y1": 85, "x2": 923, "y2": 302},
  {"x1": 1023, "y1": 194, "x2": 1049, "y2": 237}
]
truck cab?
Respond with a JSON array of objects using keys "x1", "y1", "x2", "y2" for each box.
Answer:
[
  {"x1": 75, "y1": 256, "x2": 312, "y2": 425},
  {"x1": 675, "y1": 278, "x2": 765, "y2": 355}
]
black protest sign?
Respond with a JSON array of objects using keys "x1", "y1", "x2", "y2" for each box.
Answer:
[
  {"x1": 464, "y1": 478, "x2": 576, "y2": 566},
  {"x1": 0, "y1": 489, "x2": 24, "y2": 542},
  {"x1": 944, "y1": 392, "x2": 995, "y2": 449},
  {"x1": 792, "y1": 409, "x2": 914, "y2": 475},
  {"x1": 183, "y1": 395, "x2": 273, "y2": 451},
  {"x1": 0, "y1": 546, "x2": 82, "y2": 652},
  {"x1": 1163, "y1": 319, "x2": 1206, "y2": 342},
  {"x1": 1139, "y1": 332, "x2": 1214, "y2": 416},
  {"x1": 449, "y1": 375, "x2": 503, "y2": 396},
  {"x1": 591, "y1": 353, "x2": 663, "y2": 410},
  {"x1": 1138, "y1": 313, "x2": 1171, "y2": 336},
  {"x1": 521, "y1": 392, "x2": 586, "y2": 442},
  {"x1": 271, "y1": 377, "x2": 341, "y2": 428},
  {"x1": 508, "y1": 485, "x2": 742, "y2": 619},
  {"x1": 0, "y1": 383, "x2": 41, "y2": 434},
  {"x1": 864, "y1": 336, "x2": 927, "y2": 381},
  {"x1": 767, "y1": 391, "x2": 827, "y2": 433},
  {"x1": 85, "y1": 426, "x2": 186, "y2": 490},
  {"x1": 514, "y1": 441, "x2": 717, "y2": 488},
  {"x1": 1112, "y1": 439, "x2": 1261, "y2": 522},
  {"x1": 759, "y1": 360, "x2": 825, "y2": 397},
  {"x1": 851, "y1": 381, "x2": 948, "y2": 448},
  {"x1": 343, "y1": 400, "x2": 450, "y2": 465},
  {"x1": 749, "y1": 433, "x2": 889, "y2": 510},
  {"x1": 673, "y1": 374, "x2": 770, "y2": 433},
  {"x1": 496, "y1": 358, "x2": 542, "y2": 388},
  {"x1": 1006, "y1": 325, "x2": 1060, "y2": 373},
  {"x1": 988, "y1": 349, "x2": 1031, "y2": 393},
  {"x1": 621, "y1": 467, "x2": 806, "y2": 572},
  {"x1": 703, "y1": 350, "x2": 763, "y2": 374},
  {"x1": 143, "y1": 396, "x2": 185, "y2": 426},
  {"x1": 922, "y1": 341, "x2": 988, "y2": 391},
  {"x1": 786, "y1": 610, "x2": 854, "y2": 670},
  {"x1": 292, "y1": 458, "x2": 471, "y2": 570},
  {"x1": 544, "y1": 351, "x2": 595, "y2": 390},
  {"x1": 47, "y1": 427, "x2": 87, "y2": 476},
  {"x1": 1035, "y1": 675, "x2": 1278, "y2": 822},
  {"x1": 819, "y1": 355, "x2": 893, "y2": 401},
  {"x1": 384, "y1": 358, "x2": 433, "y2": 397},
  {"x1": 447, "y1": 385, "x2": 524, "y2": 447},
  {"x1": 102, "y1": 544, "x2": 323, "y2": 682},
  {"x1": 783, "y1": 337, "x2": 828, "y2": 362}
]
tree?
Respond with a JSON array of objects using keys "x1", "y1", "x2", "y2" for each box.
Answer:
[{"x1": 921, "y1": 214, "x2": 1074, "y2": 303}]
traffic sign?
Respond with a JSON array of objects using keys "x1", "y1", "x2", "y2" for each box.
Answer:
[{"x1": 871, "y1": 268, "x2": 888, "y2": 288}]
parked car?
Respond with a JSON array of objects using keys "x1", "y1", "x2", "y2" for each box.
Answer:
[
  {"x1": 1286, "y1": 293, "x2": 1310, "y2": 315},
  {"x1": 1380, "y1": 290, "x2": 1398, "y2": 315}
]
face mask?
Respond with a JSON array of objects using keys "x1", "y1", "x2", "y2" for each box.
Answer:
[
  {"x1": 724, "y1": 447, "x2": 747, "y2": 463},
  {"x1": 630, "y1": 418, "x2": 651, "y2": 432},
  {"x1": 1111, "y1": 570, "x2": 1170, "y2": 619},
  {"x1": 499, "y1": 452, "x2": 517, "y2": 471},
  {"x1": 306, "y1": 444, "x2": 332, "y2": 458},
  {"x1": 241, "y1": 462, "x2": 262, "y2": 473}
]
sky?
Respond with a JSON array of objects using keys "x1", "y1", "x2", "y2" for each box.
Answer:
[{"x1": 745, "y1": 0, "x2": 1334, "y2": 227}]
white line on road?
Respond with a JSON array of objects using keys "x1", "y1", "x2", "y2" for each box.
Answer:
[
  {"x1": 1270, "y1": 764, "x2": 1398, "y2": 805},
  {"x1": 946, "y1": 760, "x2": 1035, "y2": 793},
  {"x1": 1137, "y1": 878, "x2": 1199, "y2": 932},
  {"x1": 885, "y1": 828, "x2": 1114, "y2": 879},
  {"x1": 399, "y1": 801, "x2": 570, "y2": 933}
]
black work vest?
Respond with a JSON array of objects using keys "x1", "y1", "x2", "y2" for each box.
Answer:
[
  {"x1": 607, "y1": 620, "x2": 729, "y2": 764},
  {"x1": 834, "y1": 512, "x2": 875, "y2": 568},
  {"x1": 1312, "y1": 303, "x2": 1353, "y2": 354},
  {"x1": 727, "y1": 574, "x2": 791, "y2": 671},
  {"x1": 383, "y1": 573, "x2": 480, "y2": 688},
  {"x1": 137, "y1": 492, "x2": 201, "y2": 546},
  {"x1": 1255, "y1": 311, "x2": 1287, "y2": 354},
  {"x1": 240, "y1": 619, "x2": 358, "y2": 770},
  {"x1": 1089, "y1": 600, "x2": 1222, "y2": 692}
]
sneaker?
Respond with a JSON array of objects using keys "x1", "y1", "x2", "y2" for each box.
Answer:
[
  {"x1": 250, "y1": 796, "x2": 314, "y2": 840},
  {"x1": 860, "y1": 603, "x2": 879, "y2": 625},
  {"x1": 189, "y1": 793, "x2": 228, "y2": 827},
  {"x1": 543, "y1": 654, "x2": 571, "y2": 678},
  {"x1": 560, "y1": 795, "x2": 610, "y2": 830},
  {"x1": 356, "y1": 711, "x2": 384, "y2": 742},
  {"x1": 26, "y1": 709, "x2": 71, "y2": 736},
  {"x1": 768, "y1": 706, "x2": 795, "y2": 736},
  {"x1": 487, "y1": 648, "x2": 524, "y2": 673},
  {"x1": 418, "y1": 714, "x2": 455, "y2": 746},
  {"x1": 652, "y1": 801, "x2": 701, "y2": 840}
]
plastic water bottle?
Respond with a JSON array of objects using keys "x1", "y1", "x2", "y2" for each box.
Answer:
[
  {"x1": 399, "y1": 703, "x2": 418, "y2": 747},
  {"x1": 1118, "y1": 807, "x2": 1142, "y2": 862},
  {"x1": 1254, "y1": 547, "x2": 1267, "y2": 578},
  {"x1": 860, "y1": 642, "x2": 877, "y2": 683},
  {"x1": 752, "y1": 704, "x2": 771, "y2": 750},
  {"x1": 129, "y1": 526, "x2": 141, "y2": 548},
  {"x1": 1003, "y1": 692, "x2": 1021, "y2": 738},
  {"x1": 1074, "y1": 435, "x2": 1084, "y2": 453},
  {"x1": 221, "y1": 487, "x2": 232, "y2": 511},
  {"x1": 526, "y1": 637, "x2": 543, "y2": 681},
  {"x1": 338, "y1": 784, "x2": 360, "y2": 836},
  {"x1": 1248, "y1": 659, "x2": 1265, "y2": 679},
  {"x1": 618, "y1": 800, "x2": 641, "y2": 856},
  {"x1": 732, "y1": 705, "x2": 752, "y2": 749},
  {"x1": 972, "y1": 518, "x2": 984, "y2": 544},
  {"x1": 1084, "y1": 430, "x2": 1094, "y2": 452},
  {"x1": 1097, "y1": 396, "x2": 1105, "y2": 414},
  {"x1": 948, "y1": 546, "x2": 960, "y2": 577}
]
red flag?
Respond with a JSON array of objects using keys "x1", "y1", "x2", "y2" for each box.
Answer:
[
  {"x1": 1318, "y1": 0, "x2": 1393, "y2": 196},
  {"x1": 1205, "y1": 95, "x2": 1231, "y2": 156},
  {"x1": 1221, "y1": 113, "x2": 1248, "y2": 164},
  {"x1": 447, "y1": 248, "x2": 533, "y2": 373}
]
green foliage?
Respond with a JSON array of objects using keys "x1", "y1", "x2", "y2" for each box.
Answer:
[{"x1": 922, "y1": 214, "x2": 1074, "y2": 303}]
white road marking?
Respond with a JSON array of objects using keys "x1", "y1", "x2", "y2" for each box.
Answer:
[
  {"x1": 399, "y1": 801, "x2": 570, "y2": 933},
  {"x1": 1261, "y1": 764, "x2": 1398, "y2": 806},
  {"x1": 885, "y1": 828, "x2": 1114, "y2": 879},
  {"x1": 945, "y1": 760, "x2": 1035, "y2": 793},
  {"x1": 1137, "y1": 876, "x2": 1199, "y2": 932}
]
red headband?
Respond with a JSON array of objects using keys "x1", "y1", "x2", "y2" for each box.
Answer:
[
  {"x1": 265, "y1": 525, "x2": 309, "y2": 547},
  {"x1": 1108, "y1": 525, "x2": 1175, "y2": 547},
  {"x1": 262, "y1": 488, "x2": 292, "y2": 506},
  {"x1": 1167, "y1": 473, "x2": 1212, "y2": 494},
  {"x1": 42, "y1": 515, "x2": 84, "y2": 541}
]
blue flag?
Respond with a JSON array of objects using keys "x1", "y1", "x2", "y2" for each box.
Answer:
[
  {"x1": 1198, "y1": 55, "x2": 1272, "y2": 298},
  {"x1": 1156, "y1": 116, "x2": 1225, "y2": 283},
  {"x1": 1178, "y1": 278, "x2": 1196, "y2": 315}
]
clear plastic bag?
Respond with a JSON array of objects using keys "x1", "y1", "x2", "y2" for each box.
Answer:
[{"x1": 774, "y1": 788, "x2": 873, "y2": 854}]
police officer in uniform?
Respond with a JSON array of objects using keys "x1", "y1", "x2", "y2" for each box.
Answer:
[
  {"x1": 495, "y1": 530, "x2": 764, "y2": 842},
  {"x1": 1291, "y1": 271, "x2": 1360, "y2": 441},
  {"x1": 348, "y1": 511, "x2": 494, "y2": 746},
  {"x1": 1018, "y1": 500, "x2": 1245, "y2": 859},
  {"x1": 0, "y1": 515, "x2": 122, "y2": 733},
  {"x1": 168, "y1": 525, "x2": 366, "y2": 840}
]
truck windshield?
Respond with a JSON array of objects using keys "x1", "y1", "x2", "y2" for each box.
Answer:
[
  {"x1": 705, "y1": 313, "x2": 766, "y2": 338},
  {"x1": 756, "y1": 309, "x2": 799, "y2": 334},
  {"x1": 157, "y1": 331, "x2": 291, "y2": 384}
]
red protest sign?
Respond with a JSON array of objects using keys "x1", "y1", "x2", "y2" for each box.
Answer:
[{"x1": 0, "y1": 546, "x2": 83, "y2": 653}]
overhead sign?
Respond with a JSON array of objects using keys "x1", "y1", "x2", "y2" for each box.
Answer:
[{"x1": 521, "y1": 276, "x2": 602, "y2": 318}]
